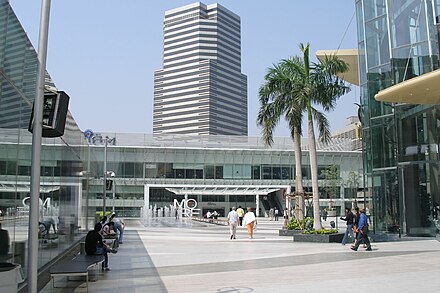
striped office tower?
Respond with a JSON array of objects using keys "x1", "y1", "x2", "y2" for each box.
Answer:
[{"x1": 154, "y1": 2, "x2": 248, "y2": 136}]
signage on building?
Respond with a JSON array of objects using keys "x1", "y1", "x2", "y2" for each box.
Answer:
[{"x1": 83, "y1": 130, "x2": 116, "y2": 145}]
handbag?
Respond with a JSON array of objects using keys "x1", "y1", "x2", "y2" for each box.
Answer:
[{"x1": 353, "y1": 225, "x2": 359, "y2": 233}]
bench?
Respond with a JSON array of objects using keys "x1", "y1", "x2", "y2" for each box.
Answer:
[{"x1": 50, "y1": 254, "x2": 105, "y2": 292}]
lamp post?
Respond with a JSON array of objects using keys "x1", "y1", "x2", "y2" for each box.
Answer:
[
  {"x1": 28, "y1": 1, "x2": 51, "y2": 292},
  {"x1": 79, "y1": 171, "x2": 91, "y2": 230},
  {"x1": 103, "y1": 137, "x2": 108, "y2": 215},
  {"x1": 112, "y1": 176, "x2": 116, "y2": 213}
]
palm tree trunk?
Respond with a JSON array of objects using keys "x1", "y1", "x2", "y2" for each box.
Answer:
[
  {"x1": 293, "y1": 127, "x2": 304, "y2": 221},
  {"x1": 308, "y1": 115, "x2": 322, "y2": 230}
]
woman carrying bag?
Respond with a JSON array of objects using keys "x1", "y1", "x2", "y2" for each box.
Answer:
[{"x1": 243, "y1": 207, "x2": 257, "y2": 239}]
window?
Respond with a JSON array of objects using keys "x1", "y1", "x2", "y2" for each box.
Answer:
[{"x1": 205, "y1": 165, "x2": 215, "y2": 179}]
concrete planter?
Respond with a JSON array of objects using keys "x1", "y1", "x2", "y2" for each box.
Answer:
[
  {"x1": 292, "y1": 233, "x2": 344, "y2": 243},
  {"x1": 278, "y1": 229, "x2": 303, "y2": 236}
]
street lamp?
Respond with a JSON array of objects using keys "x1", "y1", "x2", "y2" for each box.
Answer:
[
  {"x1": 79, "y1": 170, "x2": 91, "y2": 231},
  {"x1": 28, "y1": 1, "x2": 51, "y2": 292},
  {"x1": 104, "y1": 171, "x2": 115, "y2": 215},
  {"x1": 111, "y1": 174, "x2": 116, "y2": 213}
]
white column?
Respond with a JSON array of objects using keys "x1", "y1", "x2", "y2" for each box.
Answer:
[
  {"x1": 256, "y1": 194, "x2": 260, "y2": 217},
  {"x1": 143, "y1": 184, "x2": 150, "y2": 217},
  {"x1": 286, "y1": 186, "x2": 291, "y2": 211}
]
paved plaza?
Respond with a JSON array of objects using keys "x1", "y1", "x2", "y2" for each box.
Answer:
[{"x1": 41, "y1": 218, "x2": 440, "y2": 293}]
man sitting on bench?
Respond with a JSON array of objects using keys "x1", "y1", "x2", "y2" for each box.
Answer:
[
  {"x1": 85, "y1": 223, "x2": 117, "y2": 271},
  {"x1": 0, "y1": 223, "x2": 9, "y2": 262}
]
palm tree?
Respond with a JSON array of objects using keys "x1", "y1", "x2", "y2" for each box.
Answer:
[
  {"x1": 257, "y1": 43, "x2": 350, "y2": 230},
  {"x1": 257, "y1": 61, "x2": 305, "y2": 221}
]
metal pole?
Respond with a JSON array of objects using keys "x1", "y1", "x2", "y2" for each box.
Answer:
[
  {"x1": 28, "y1": 1, "x2": 51, "y2": 292},
  {"x1": 112, "y1": 178, "x2": 115, "y2": 213},
  {"x1": 103, "y1": 137, "x2": 108, "y2": 216},
  {"x1": 85, "y1": 149, "x2": 91, "y2": 230}
]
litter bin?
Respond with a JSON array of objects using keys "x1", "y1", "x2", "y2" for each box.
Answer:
[{"x1": 0, "y1": 263, "x2": 24, "y2": 293}]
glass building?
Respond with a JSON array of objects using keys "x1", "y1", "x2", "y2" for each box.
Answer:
[
  {"x1": 356, "y1": 0, "x2": 440, "y2": 237},
  {"x1": 0, "y1": 0, "x2": 88, "y2": 285}
]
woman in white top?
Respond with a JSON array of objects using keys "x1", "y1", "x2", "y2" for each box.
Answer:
[{"x1": 242, "y1": 207, "x2": 257, "y2": 239}]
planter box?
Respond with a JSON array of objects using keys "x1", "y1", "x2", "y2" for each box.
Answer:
[
  {"x1": 292, "y1": 233, "x2": 344, "y2": 243},
  {"x1": 279, "y1": 229, "x2": 303, "y2": 236}
]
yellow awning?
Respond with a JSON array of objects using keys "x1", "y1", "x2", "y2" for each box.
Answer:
[
  {"x1": 375, "y1": 69, "x2": 440, "y2": 104},
  {"x1": 316, "y1": 49, "x2": 359, "y2": 86}
]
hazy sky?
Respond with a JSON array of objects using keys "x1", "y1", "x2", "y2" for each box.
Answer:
[{"x1": 10, "y1": 0, "x2": 359, "y2": 137}]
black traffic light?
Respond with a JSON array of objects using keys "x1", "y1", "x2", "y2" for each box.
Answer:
[
  {"x1": 105, "y1": 179, "x2": 113, "y2": 191},
  {"x1": 28, "y1": 91, "x2": 70, "y2": 138}
]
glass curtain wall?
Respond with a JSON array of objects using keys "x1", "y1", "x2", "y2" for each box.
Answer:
[
  {"x1": 356, "y1": 0, "x2": 440, "y2": 236},
  {"x1": 0, "y1": 0, "x2": 86, "y2": 283}
]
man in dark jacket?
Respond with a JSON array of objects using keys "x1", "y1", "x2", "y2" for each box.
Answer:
[
  {"x1": 351, "y1": 208, "x2": 372, "y2": 251},
  {"x1": 340, "y1": 207, "x2": 355, "y2": 245},
  {"x1": 0, "y1": 223, "x2": 10, "y2": 261},
  {"x1": 85, "y1": 223, "x2": 116, "y2": 270}
]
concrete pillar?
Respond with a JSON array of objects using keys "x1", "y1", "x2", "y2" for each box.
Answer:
[{"x1": 256, "y1": 194, "x2": 260, "y2": 217}]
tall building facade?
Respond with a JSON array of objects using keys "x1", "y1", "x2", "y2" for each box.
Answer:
[
  {"x1": 153, "y1": 2, "x2": 248, "y2": 136},
  {"x1": 356, "y1": 0, "x2": 440, "y2": 237}
]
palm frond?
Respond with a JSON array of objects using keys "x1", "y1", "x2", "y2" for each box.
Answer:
[{"x1": 311, "y1": 107, "x2": 331, "y2": 144}]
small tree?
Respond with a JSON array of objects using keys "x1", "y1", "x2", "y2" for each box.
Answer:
[
  {"x1": 345, "y1": 170, "x2": 360, "y2": 203},
  {"x1": 321, "y1": 165, "x2": 341, "y2": 208}
]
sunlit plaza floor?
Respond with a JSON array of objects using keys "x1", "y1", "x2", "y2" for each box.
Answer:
[{"x1": 39, "y1": 217, "x2": 440, "y2": 293}]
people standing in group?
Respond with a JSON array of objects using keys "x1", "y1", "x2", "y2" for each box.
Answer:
[
  {"x1": 243, "y1": 207, "x2": 257, "y2": 239},
  {"x1": 340, "y1": 207, "x2": 355, "y2": 245},
  {"x1": 85, "y1": 222, "x2": 117, "y2": 271},
  {"x1": 351, "y1": 208, "x2": 372, "y2": 251},
  {"x1": 227, "y1": 207, "x2": 239, "y2": 240},
  {"x1": 283, "y1": 208, "x2": 289, "y2": 229},
  {"x1": 236, "y1": 206, "x2": 245, "y2": 226},
  {"x1": 274, "y1": 207, "x2": 279, "y2": 221}
]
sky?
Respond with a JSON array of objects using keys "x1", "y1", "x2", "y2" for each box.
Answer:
[{"x1": 10, "y1": 0, "x2": 359, "y2": 137}]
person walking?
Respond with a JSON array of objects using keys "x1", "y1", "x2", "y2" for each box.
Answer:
[
  {"x1": 283, "y1": 208, "x2": 289, "y2": 229},
  {"x1": 236, "y1": 206, "x2": 245, "y2": 226},
  {"x1": 243, "y1": 207, "x2": 257, "y2": 239},
  {"x1": 340, "y1": 207, "x2": 355, "y2": 245},
  {"x1": 227, "y1": 207, "x2": 239, "y2": 240},
  {"x1": 351, "y1": 208, "x2": 372, "y2": 251},
  {"x1": 352, "y1": 207, "x2": 361, "y2": 247},
  {"x1": 274, "y1": 208, "x2": 279, "y2": 221},
  {"x1": 269, "y1": 208, "x2": 274, "y2": 221}
]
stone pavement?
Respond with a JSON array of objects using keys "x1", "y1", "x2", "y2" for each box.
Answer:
[{"x1": 41, "y1": 217, "x2": 440, "y2": 293}]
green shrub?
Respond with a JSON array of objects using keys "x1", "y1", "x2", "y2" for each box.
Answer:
[
  {"x1": 286, "y1": 217, "x2": 313, "y2": 230},
  {"x1": 302, "y1": 228, "x2": 338, "y2": 235}
]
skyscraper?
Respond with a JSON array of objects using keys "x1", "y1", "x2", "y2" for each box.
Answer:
[{"x1": 153, "y1": 2, "x2": 248, "y2": 136}]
